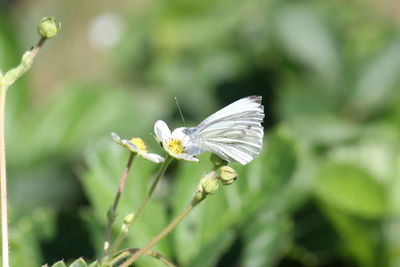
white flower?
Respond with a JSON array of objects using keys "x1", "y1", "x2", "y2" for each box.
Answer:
[
  {"x1": 111, "y1": 132, "x2": 165, "y2": 163},
  {"x1": 154, "y1": 120, "x2": 200, "y2": 162},
  {"x1": 154, "y1": 96, "x2": 264, "y2": 165}
]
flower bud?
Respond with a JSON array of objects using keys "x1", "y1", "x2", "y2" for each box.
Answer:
[
  {"x1": 121, "y1": 213, "x2": 134, "y2": 233},
  {"x1": 200, "y1": 172, "x2": 219, "y2": 195},
  {"x1": 210, "y1": 154, "x2": 228, "y2": 168},
  {"x1": 38, "y1": 17, "x2": 61, "y2": 39},
  {"x1": 218, "y1": 166, "x2": 238, "y2": 185}
]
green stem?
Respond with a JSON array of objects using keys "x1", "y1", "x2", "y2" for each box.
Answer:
[
  {"x1": 0, "y1": 36, "x2": 48, "y2": 267},
  {"x1": 100, "y1": 152, "x2": 136, "y2": 263},
  {"x1": 0, "y1": 85, "x2": 9, "y2": 267},
  {"x1": 120, "y1": 202, "x2": 194, "y2": 267},
  {"x1": 3, "y1": 38, "x2": 46, "y2": 87},
  {"x1": 110, "y1": 248, "x2": 176, "y2": 267},
  {"x1": 108, "y1": 155, "x2": 173, "y2": 259}
]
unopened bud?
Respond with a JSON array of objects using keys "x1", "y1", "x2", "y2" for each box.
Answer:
[
  {"x1": 218, "y1": 166, "x2": 238, "y2": 185},
  {"x1": 201, "y1": 172, "x2": 219, "y2": 195},
  {"x1": 121, "y1": 213, "x2": 134, "y2": 233},
  {"x1": 103, "y1": 241, "x2": 110, "y2": 253},
  {"x1": 210, "y1": 154, "x2": 228, "y2": 168},
  {"x1": 38, "y1": 17, "x2": 61, "y2": 39}
]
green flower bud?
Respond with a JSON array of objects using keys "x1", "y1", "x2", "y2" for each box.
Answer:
[
  {"x1": 210, "y1": 154, "x2": 228, "y2": 168},
  {"x1": 103, "y1": 241, "x2": 110, "y2": 255},
  {"x1": 201, "y1": 172, "x2": 219, "y2": 195},
  {"x1": 218, "y1": 166, "x2": 238, "y2": 185},
  {"x1": 38, "y1": 17, "x2": 61, "y2": 39},
  {"x1": 121, "y1": 213, "x2": 134, "y2": 233}
]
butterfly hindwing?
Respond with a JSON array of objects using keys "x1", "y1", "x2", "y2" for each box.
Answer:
[{"x1": 193, "y1": 96, "x2": 264, "y2": 165}]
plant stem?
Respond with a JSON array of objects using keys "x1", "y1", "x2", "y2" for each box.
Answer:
[
  {"x1": 100, "y1": 152, "x2": 136, "y2": 262},
  {"x1": 0, "y1": 84, "x2": 9, "y2": 267},
  {"x1": 31, "y1": 37, "x2": 46, "y2": 58},
  {"x1": 110, "y1": 248, "x2": 176, "y2": 267},
  {"x1": 108, "y1": 155, "x2": 173, "y2": 259},
  {"x1": 120, "y1": 202, "x2": 194, "y2": 267},
  {"x1": 0, "y1": 30, "x2": 51, "y2": 267}
]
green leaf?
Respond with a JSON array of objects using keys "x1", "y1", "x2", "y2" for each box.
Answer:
[
  {"x1": 350, "y1": 40, "x2": 400, "y2": 116},
  {"x1": 11, "y1": 208, "x2": 57, "y2": 267},
  {"x1": 314, "y1": 163, "x2": 388, "y2": 218},
  {"x1": 320, "y1": 204, "x2": 385, "y2": 267},
  {"x1": 188, "y1": 231, "x2": 235, "y2": 267},
  {"x1": 69, "y1": 258, "x2": 87, "y2": 267},
  {"x1": 50, "y1": 261, "x2": 67, "y2": 267},
  {"x1": 274, "y1": 3, "x2": 340, "y2": 87},
  {"x1": 241, "y1": 210, "x2": 291, "y2": 267},
  {"x1": 87, "y1": 261, "x2": 101, "y2": 267},
  {"x1": 286, "y1": 115, "x2": 359, "y2": 145}
]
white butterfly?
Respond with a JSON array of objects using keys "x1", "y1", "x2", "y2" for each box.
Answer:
[{"x1": 154, "y1": 95, "x2": 264, "y2": 165}]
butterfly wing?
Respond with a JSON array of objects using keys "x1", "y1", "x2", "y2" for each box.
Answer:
[{"x1": 193, "y1": 95, "x2": 264, "y2": 165}]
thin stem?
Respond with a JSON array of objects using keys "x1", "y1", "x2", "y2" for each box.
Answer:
[
  {"x1": 100, "y1": 152, "x2": 136, "y2": 262},
  {"x1": 0, "y1": 36, "x2": 47, "y2": 267},
  {"x1": 0, "y1": 85, "x2": 9, "y2": 267},
  {"x1": 108, "y1": 155, "x2": 173, "y2": 259},
  {"x1": 120, "y1": 203, "x2": 194, "y2": 267},
  {"x1": 31, "y1": 38, "x2": 46, "y2": 58},
  {"x1": 110, "y1": 248, "x2": 176, "y2": 267}
]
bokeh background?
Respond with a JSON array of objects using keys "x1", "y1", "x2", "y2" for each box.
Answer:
[{"x1": 1, "y1": 0, "x2": 400, "y2": 266}]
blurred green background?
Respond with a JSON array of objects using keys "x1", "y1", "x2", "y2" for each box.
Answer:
[{"x1": 1, "y1": 0, "x2": 400, "y2": 266}]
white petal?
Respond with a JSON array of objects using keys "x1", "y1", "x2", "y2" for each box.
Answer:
[
  {"x1": 173, "y1": 153, "x2": 199, "y2": 162},
  {"x1": 184, "y1": 143, "x2": 203, "y2": 156},
  {"x1": 154, "y1": 120, "x2": 171, "y2": 143},
  {"x1": 171, "y1": 127, "x2": 187, "y2": 140},
  {"x1": 111, "y1": 132, "x2": 123, "y2": 145},
  {"x1": 123, "y1": 140, "x2": 140, "y2": 153},
  {"x1": 142, "y1": 153, "x2": 165, "y2": 163}
]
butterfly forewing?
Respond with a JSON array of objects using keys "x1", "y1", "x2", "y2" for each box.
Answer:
[{"x1": 193, "y1": 95, "x2": 264, "y2": 165}]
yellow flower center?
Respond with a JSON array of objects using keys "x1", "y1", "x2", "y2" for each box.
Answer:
[
  {"x1": 130, "y1": 137, "x2": 148, "y2": 152},
  {"x1": 166, "y1": 139, "x2": 184, "y2": 155}
]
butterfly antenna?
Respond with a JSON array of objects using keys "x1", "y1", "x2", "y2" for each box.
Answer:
[{"x1": 174, "y1": 96, "x2": 186, "y2": 126}]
